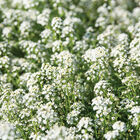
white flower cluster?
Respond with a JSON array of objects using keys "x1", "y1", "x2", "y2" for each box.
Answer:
[
  {"x1": 51, "y1": 17, "x2": 63, "y2": 34},
  {"x1": 0, "y1": 0, "x2": 140, "y2": 139},
  {"x1": 83, "y1": 47, "x2": 106, "y2": 63},
  {"x1": 92, "y1": 96, "x2": 112, "y2": 118},
  {"x1": 37, "y1": 9, "x2": 51, "y2": 26},
  {"x1": 104, "y1": 121, "x2": 126, "y2": 140},
  {"x1": 0, "y1": 122, "x2": 17, "y2": 140}
]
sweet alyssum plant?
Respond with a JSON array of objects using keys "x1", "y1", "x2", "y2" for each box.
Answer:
[{"x1": 0, "y1": 0, "x2": 140, "y2": 139}]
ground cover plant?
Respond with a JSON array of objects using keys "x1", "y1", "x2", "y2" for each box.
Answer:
[{"x1": 0, "y1": 0, "x2": 140, "y2": 139}]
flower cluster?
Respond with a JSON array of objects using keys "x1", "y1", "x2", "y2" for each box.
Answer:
[{"x1": 0, "y1": 0, "x2": 140, "y2": 139}]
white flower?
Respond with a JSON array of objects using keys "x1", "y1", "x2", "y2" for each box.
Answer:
[
  {"x1": 132, "y1": 114, "x2": 139, "y2": 126},
  {"x1": 130, "y1": 106, "x2": 140, "y2": 114},
  {"x1": 45, "y1": 124, "x2": 68, "y2": 140},
  {"x1": 61, "y1": 25, "x2": 74, "y2": 38},
  {"x1": 83, "y1": 47, "x2": 106, "y2": 62},
  {"x1": 104, "y1": 130, "x2": 119, "y2": 140},
  {"x1": 112, "y1": 121, "x2": 126, "y2": 132},
  {"x1": 2, "y1": 27, "x2": 12, "y2": 38},
  {"x1": 19, "y1": 21, "x2": 32, "y2": 37},
  {"x1": 37, "y1": 9, "x2": 51, "y2": 26},
  {"x1": 0, "y1": 122, "x2": 16, "y2": 140},
  {"x1": 51, "y1": 17, "x2": 63, "y2": 34},
  {"x1": 40, "y1": 29, "x2": 52, "y2": 40},
  {"x1": 77, "y1": 117, "x2": 93, "y2": 131},
  {"x1": 133, "y1": 7, "x2": 140, "y2": 18}
]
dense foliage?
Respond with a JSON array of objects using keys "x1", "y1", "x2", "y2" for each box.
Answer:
[{"x1": 0, "y1": 0, "x2": 140, "y2": 139}]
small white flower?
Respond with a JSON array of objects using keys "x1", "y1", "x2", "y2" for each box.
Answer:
[
  {"x1": 37, "y1": 9, "x2": 51, "y2": 26},
  {"x1": 104, "y1": 130, "x2": 119, "y2": 140},
  {"x1": 51, "y1": 17, "x2": 63, "y2": 34},
  {"x1": 130, "y1": 106, "x2": 140, "y2": 114},
  {"x1": 83, "y1": 47, "x2": 106, "y2": 62},
  {"x1": 112, "y1": 121, "x2": 126, "y2": 132}
]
